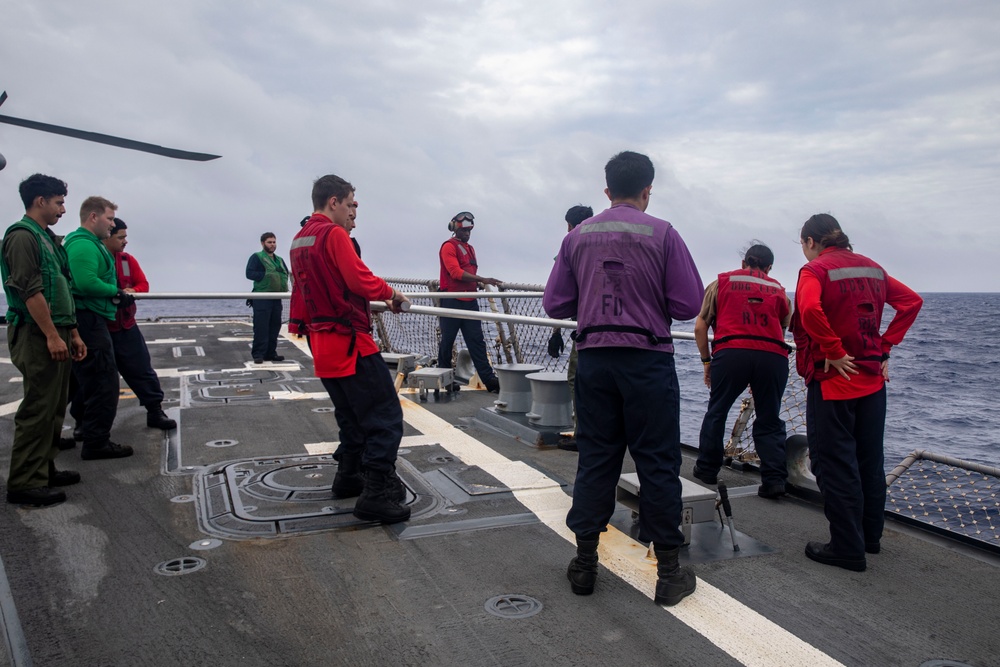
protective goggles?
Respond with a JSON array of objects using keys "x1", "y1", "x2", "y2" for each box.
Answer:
[{"x1": 451, "y1": 211, "x2": 475, "y2": 224}]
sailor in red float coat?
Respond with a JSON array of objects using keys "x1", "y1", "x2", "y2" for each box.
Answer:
[
  {"x1": 288, "y1": 217, "x2": 373, "y2": 358},
  {"x1": 107, "y1": 250, "x2": 147, "y2": 333},
  {"x1": 712, "y1": 269, "x2": 790, "y2": 357},
  {"x1": 101, "y1": 218, "x2": 175, "y2": 431},
  {"x1": 289, "y1": 174, "x2": 411, "y2": 525},
  {"x1": 693, "y1": 245, "x2": 792, "y2": 497},
  {"x1": 793, "y1": 249, "x2": 887, "y2": 388},
  {"x1": 792, "y1": 214, "x2": 922, "y2": 572},
  {"x1": 435, "y1": 212, "x2": 502, "y2": 392},
  {"x1": 438, "y1": 237, "x2": 479, "y2": 295}
]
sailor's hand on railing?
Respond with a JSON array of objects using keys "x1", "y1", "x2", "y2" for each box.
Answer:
[
  {"x1": 824, "y1": 354, "x2": 858, "y2": 380},
  {"x1": 112, "y1": 289, "x2": 136, "y2": 308},
  {"x1": 547, "y1": 330, "x2": 564, "y2": 358},
  {"x1": 478, "y1": 276, "x2": 502, "y2": 287},
  {"x1": 388, "y1": 289, "x2": 410, "y2": 314}
]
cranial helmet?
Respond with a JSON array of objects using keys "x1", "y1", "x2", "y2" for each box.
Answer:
[{"x1": 448, "y1": 211, "x2": 475, "y2": 232}]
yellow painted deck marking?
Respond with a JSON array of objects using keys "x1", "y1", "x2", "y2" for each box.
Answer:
[{"x1": 400, "y1": 398, "x2": 844, "y2": 667}]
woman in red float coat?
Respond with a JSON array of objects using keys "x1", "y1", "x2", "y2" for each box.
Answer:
[
  {"x1": 693, "y1": 243, "x2": 792, "y2": 499},
  {"x1": 791, "y1": 213, "x2": 922, "y2": 572}
]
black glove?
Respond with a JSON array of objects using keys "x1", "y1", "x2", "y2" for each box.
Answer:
[
  {"x1": 113, "y1": 290, "x2": 135, "y2": 308},
  {"x1": 547, "y1": 331, "x2": 565, "y2": 358}
]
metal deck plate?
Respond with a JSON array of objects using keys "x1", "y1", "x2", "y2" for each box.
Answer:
[{"x1": 195, "y1": 454, "x2": 436, "y2": 538}]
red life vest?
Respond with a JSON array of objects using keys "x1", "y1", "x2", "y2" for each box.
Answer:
[
  {"x1": 439, "y1": 238, "x2": 478, "y2": 296},
  {"x1": 288, "y1": 216, "x2": 371, "y2": 353},
  {"x1": 712, "y1": 269, "x2": 790, "y2": 357},
  {"x1": 109, "y1": 252, "x2": 141, "y2": 332},
  {"x1": 791, "y1": 248, "x2": 887, "y2": 384}
]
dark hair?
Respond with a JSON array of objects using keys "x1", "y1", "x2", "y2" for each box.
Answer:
[
  {"x1": 743, "y1": 242, "x2": 773, "y2": 270},
  {"x1": 800, "y1": 213, "x2": 852, "y2": 251},
  {"x1": 18, "y1": 173, "x2": 67, "y2": 209},
  {"x1": 312, "y1": 174, "x2": 355, "y2": 211},
  {"x1": 112, "y1": 217, "x2": 128, "y2": 234},
  {"x1": 564, "y1": 205, "x2": 593, "y2": 229},
  {"x1": 260, "y1": 232, "x2": 276, "y2": 243},
  {"x1": 605, "y1": 151, "x2": 654, "y2": 200}
]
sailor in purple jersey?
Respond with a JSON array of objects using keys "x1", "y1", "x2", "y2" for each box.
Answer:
[{"x1": 544, "y1": 150, "x2": 704, "y2": 606}]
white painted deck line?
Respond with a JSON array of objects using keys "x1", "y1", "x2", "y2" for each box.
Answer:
[
  {"x1": 304, "y1": 441, "x2": 338, "y2": 455},
  {"x1": 281, "y1": 330, "x2": 314, "y2": 358},
  {"x1": 154, "y1": 368, "x2": 208, "y2": 379},
  {"x1": 400, "y1": 398, "x2": 844, "y2": 667},
  {"x1": 0, "y1": 399, "x2": 22, "y2": 417},
  {"x1": 145, "y1": 339, "x2": 197, "y2": 344},
  {"x1": 268, "y1": 390, "x2": 329, "y2": 401},
  {"x1": 304, "y1": 434, "x2": 439, "y2": 456},
  {"x1": 244, "y1": 361, "x2": 300, "y2": 370}
]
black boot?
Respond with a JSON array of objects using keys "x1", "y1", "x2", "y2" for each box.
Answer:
[
  {"x1": 146, "y1": 404, "x2": 177, "y2": 430},
  {"x1": 332, "y1": 452, "x2": 364, "y2": 499},
  {"x1": 566, "y1": 536, "x2": 599, "y2": 595},
  {"x1": 49, "y1": 460, "x2": 81, "y2": 487},
  {"x1": 353, "y1": 469, "x2": 411, "y2": 524},
  {"x1": 653, "y1": 546, "x2": 696, "y2": 606},
  {"x1": 387, "y1": 466, "x2": 406, "y2": 504}
]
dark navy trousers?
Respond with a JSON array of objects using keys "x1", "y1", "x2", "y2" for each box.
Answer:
[
  {"x1": 70, "y1": 310, "x2": 119, "y2": 446},
  {"x1": 437, "y1": 298, "x2": 496, "y2": 382},
  {"x1": 110, "y1": 325, "x2": 164, "y2": 407},
  {"x1": 696, "y1": 348, "x2": 789, "y2": 485},
  {"x1": 806, "y1": 383, "x2": 887, "y2": 558},
  {"x1": 251, "y1": 298, "x2": 282, "y2": 360},
  {"x1": 320, "y1": 353, "x2": 403, "y2": 474},
  {"x1": 568, "y1": 347, "x2": 684, "y2": 548}
]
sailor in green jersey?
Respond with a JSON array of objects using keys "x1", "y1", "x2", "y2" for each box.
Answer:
[
  {"x1": 245, "y1": 232, "x2": 289, "y2": 363},
  {"x1": 64, "y1": 196, "x2": 134, "y2": 461},
  {"x1": 2, "y1": 174, "x2": 87, "y2": 508}
]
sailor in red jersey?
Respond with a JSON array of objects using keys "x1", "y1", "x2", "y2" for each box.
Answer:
[
  {"x1": 791, "y1": 214, "x2": 922, "y2": 572},
  {"x1": 436, "y1": 212, "x2": 502, "y2": 393},
  {"x1": 289, "y1": 174, "x2": 411, "y2": 524},
  {"x1": 693, "y1": 244, "x2": 791, "y2": 498},
  {"x1": 102, "y1": 217, "x2": 175, "y2": 431}
]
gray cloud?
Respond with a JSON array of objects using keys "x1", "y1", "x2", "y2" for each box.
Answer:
[{"x1": 1, "y1": 1, "x2": 997, "y2": 294}]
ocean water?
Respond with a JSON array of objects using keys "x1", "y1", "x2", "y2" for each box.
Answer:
[
  {"x1": 673, "y1": 293, "x2": 1000, "y2": 468},
  {"x1": 3, "y1": 293, "x2": 996, "y2": 468},
  {"x1": 877, "y1": 293, "x2": 1000, "y2": 467}
]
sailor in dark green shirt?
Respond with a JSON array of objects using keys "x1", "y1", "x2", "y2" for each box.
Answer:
[
  {"x1": 245, "y1": 232, "x2": 289, "y2": 363},
  {"x1": 64, "y1": 196, "x2": 134, "y2": 460},
  {"x1": 2, "y1": 174, "x2": 86, "y2": 508}
]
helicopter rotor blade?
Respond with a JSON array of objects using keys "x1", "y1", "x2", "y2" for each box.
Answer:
[{"x1": 0, "y1": 113, "x2": 221, "y2": 162}]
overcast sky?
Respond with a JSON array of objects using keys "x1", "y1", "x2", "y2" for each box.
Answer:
[{"x1": 1, "y1": 1, "x2": 998, "y2": 294}]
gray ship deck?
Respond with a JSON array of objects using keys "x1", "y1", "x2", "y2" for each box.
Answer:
[{"x1": 1, "y1": 320, "x2": 997, "y2": 667}]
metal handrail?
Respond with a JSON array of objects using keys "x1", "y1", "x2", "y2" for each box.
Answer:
[
  {"x1": 134, "y1": 291, "x2": 544, "y2": 300},
  {"x1": 132, "y1": 291, "x2": 699, "y2": 341},
  {"x1": 886, "y1": 450, "x2": 1000, "y2": 485}
]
